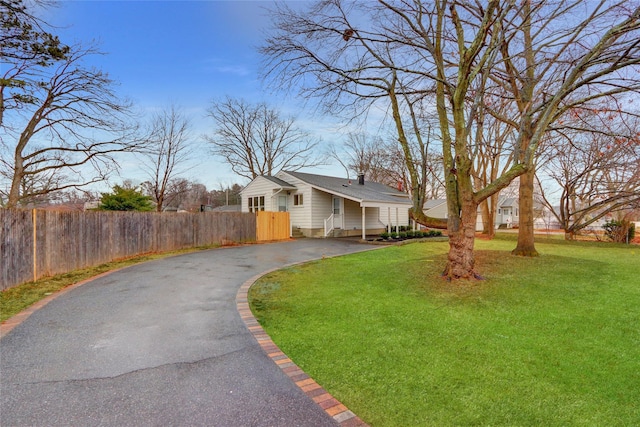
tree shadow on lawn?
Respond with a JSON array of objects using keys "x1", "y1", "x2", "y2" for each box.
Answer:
[{"x1": 405, "y1": 250, "x2": 614, "y2": 307}]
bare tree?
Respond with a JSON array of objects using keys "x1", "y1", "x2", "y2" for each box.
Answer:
[
  {"x1": 210, "y1": 182, "x2": 243, "y2": 208},
  {"x1": 329, "y1": 131, "x2": 445, "y2": 216},
  {"x1": 156, "y1": 179, "x2": 209, "y2": 212},
  {"x1": 1, "y1": 0, "x2": 68, "y2": 126},
  {"x1": 328, "y1": 133, "x2": 394, "y2": 183},
  {"x1": 472, "y1": 97, "x2": 518, "y2": 237},
  {"x1": 262, "y1": 1, "x2": 523, "y2": 278},
  {"x1": 492, "y1": 0, "x2": 640, "y2": 256},
  {"x1": 262, "y1": 0, "x2": 640, "y2": 279},
  {"x1": 204, "y1": 97, "x2": 322, "y2": 180},
  {"x1": 138, "y1": 105, "x2": 193, "y2": 212},
  {"x1": 1, "y1": 43, "x2": 143, "y2": 208},
  {"x1": 538, "y1": 111, "x2": 640, "y2": 239}
]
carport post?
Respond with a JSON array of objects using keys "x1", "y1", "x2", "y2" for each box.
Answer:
[
  {"x1": 362, "y1": 206, "x2": 366, "y2": 240},
  {"x1": 395, "y1": 207, "x2": 399, "y2": 234}
]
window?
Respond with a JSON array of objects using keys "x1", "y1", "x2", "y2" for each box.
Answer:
[
  {"x1": 248, "y1": 196, "x2": 265, "y2": 212},
  {"x1": 293, "y1": 193, "x2": 303, "y2": 206},
  {"x1": 333, "y1": 196, "x2": 340, "y2": 214}
]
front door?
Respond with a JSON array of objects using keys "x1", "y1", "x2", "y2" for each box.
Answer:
[
  {"x1": 278, "y1": 195, "x2": 287, "y2": 212},
  {"x1": 332, "y1": 196, "x2": 343, "y2": 229}
]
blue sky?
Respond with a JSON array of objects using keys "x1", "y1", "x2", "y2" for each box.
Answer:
[{"x1": 45, "y1": 1, "x2": 343, "y2": 189}]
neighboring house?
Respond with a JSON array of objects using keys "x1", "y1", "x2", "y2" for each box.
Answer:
[
  {"x1": 83, "y1": 201, "x2": 100, "y2": 210},
  {"x1": 423, "y1": 196, "x2": 552, "y2": 230},
  {"x1": 423, "y1": 199, "x2": 448, "y2": 220},
  {"x1": 495, "y1": 197, "x2": 519, "y2": 228},
  {"x1": 534, "y1": 205, "x2": 562, "y2": 230},
  {"x1": 211, "y1": 204, "x2": 241, "y2": 212},
  {"x1": 240, "y1": 170, "x2": 412, "y2": 238}
]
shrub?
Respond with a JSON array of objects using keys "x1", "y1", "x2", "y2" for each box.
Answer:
[
  {"x1": 406, "y1": 230, "x2": 415, "y2": 238},
  {"x1": 603, "y1": 220, "x2": 635, "y2": 243},
  {"x1": 399, "y1": 232, "x2": 407, "y2": 239},
  {"x1": 380, "y1": 232, "x2": 390, "y2": 239}
]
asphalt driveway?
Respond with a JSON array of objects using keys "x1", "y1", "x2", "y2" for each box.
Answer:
[{"x1": 0, "y1": 239, "x2": 376, "y2": 426}]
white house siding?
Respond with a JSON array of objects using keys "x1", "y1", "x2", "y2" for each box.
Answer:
[
  {"x1": 343, "y1": 199, "x2": 362, "y2": 230},
  {"x1": 240, "y1": 177, "x2": 280, "y2": 212},
  {"x1": 287, "y1": 188, "x2": 331, "y2": 237},
  {"x1": 288, "y1": 189, "x2": 313, "y2": 231},
  {"x1": 379, "y1": 205, "x2": 410, "y2": 228},
  {"x1": 365, "y1": 207, "x2": 384, "y2": 229},
  {"x1": 274, "y1": 171, "x2": 314, "y2": 231},
  {"x1": 311, "y1": 188, "x2": 333, "y2": 229}
]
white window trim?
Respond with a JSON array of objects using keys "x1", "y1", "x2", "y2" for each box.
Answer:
[{"x1": 248, "y1": 195, "x2": 265, "y2": 213}]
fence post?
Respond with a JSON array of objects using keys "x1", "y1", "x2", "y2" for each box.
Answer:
[{"x1": 32, "y1": 208, "x2": 37, "y2": 282}]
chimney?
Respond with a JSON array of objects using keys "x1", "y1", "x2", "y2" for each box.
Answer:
[{"x1": 357, "y1": 173, "x2": 365, "y2": 185}]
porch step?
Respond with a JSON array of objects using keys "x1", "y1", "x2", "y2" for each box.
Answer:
[
  {"x1": 330, "y1": 229, "x2": 347, "y2": 238},
  {"x1": 291, "y1": 228, "x2": 305, "y2": 238}
]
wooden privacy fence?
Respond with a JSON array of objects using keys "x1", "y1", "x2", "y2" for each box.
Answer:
[
  {"x1": 256, "y1": 211, "x2": 290, "y2": 241},
  {"x1": 0, "y1": 209, "x2": 259, "y2": 290}
]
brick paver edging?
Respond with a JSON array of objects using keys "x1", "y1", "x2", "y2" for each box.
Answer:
[{"x1": 236, "y1": 269, "x2": 369, "y2": 427}]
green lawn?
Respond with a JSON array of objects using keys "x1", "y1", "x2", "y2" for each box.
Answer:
[{"x1": 249, "y1": 235, "x2": 640, "y2": 426}]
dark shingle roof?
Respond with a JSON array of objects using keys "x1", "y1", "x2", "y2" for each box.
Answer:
[
  {"x1": 262, "y1": 175, "x2": 298, "y2": 189},
  {"x1": 282, "y1": 171, "x2": 411, "y2": 205}
]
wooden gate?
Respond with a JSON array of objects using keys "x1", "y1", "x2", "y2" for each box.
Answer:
[{"x1": 256, "y1": 211, "x2": 290, "y2": 241}]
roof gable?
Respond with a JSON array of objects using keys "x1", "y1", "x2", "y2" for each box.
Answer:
[
  {"x1": 423, "y1": 199, "x2": 447, "y2": 210},
  {"x1": 499, "y1": 197, "x2": 518, "y2": 207},
  {"x1": 240, "y1": 175, "x2": 296, "y2": 195}
]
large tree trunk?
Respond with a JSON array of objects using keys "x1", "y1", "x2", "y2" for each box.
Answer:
[
  {"x1": 479, "y1": 195, "x2": 497, "y2": 237},
  {"x1": 443, "y1": 203, "x2": 479, "y2": 279},
  {"x1": 443, "y1": 191, "x2": 480, "y2": 280},
  {"x1": 512, "y1": 168, "x2": 539, "y2": 256},
  {"x1": 8, "y1": 168, "x2": 22, "y2": 208},
  {"x1": 8, "y1": 144, "x2": 25, "y2": 208},
  {"x1": 156, "y1": 194, "x2": 164, "y2": 212}
]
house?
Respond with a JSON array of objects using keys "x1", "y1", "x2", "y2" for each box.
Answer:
[
  {"x1": 422, "y1": 199, "x2": 448, "y2": 220},
  {"x1": 211, "y1": 204, "x2": 241, "y2": 212},
  {"x1": 495, "y1": 197, "x2": 519, "y2": 228},
  {"x1": 240, "y1": 170, "x2": 412, "y2": 238}
]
